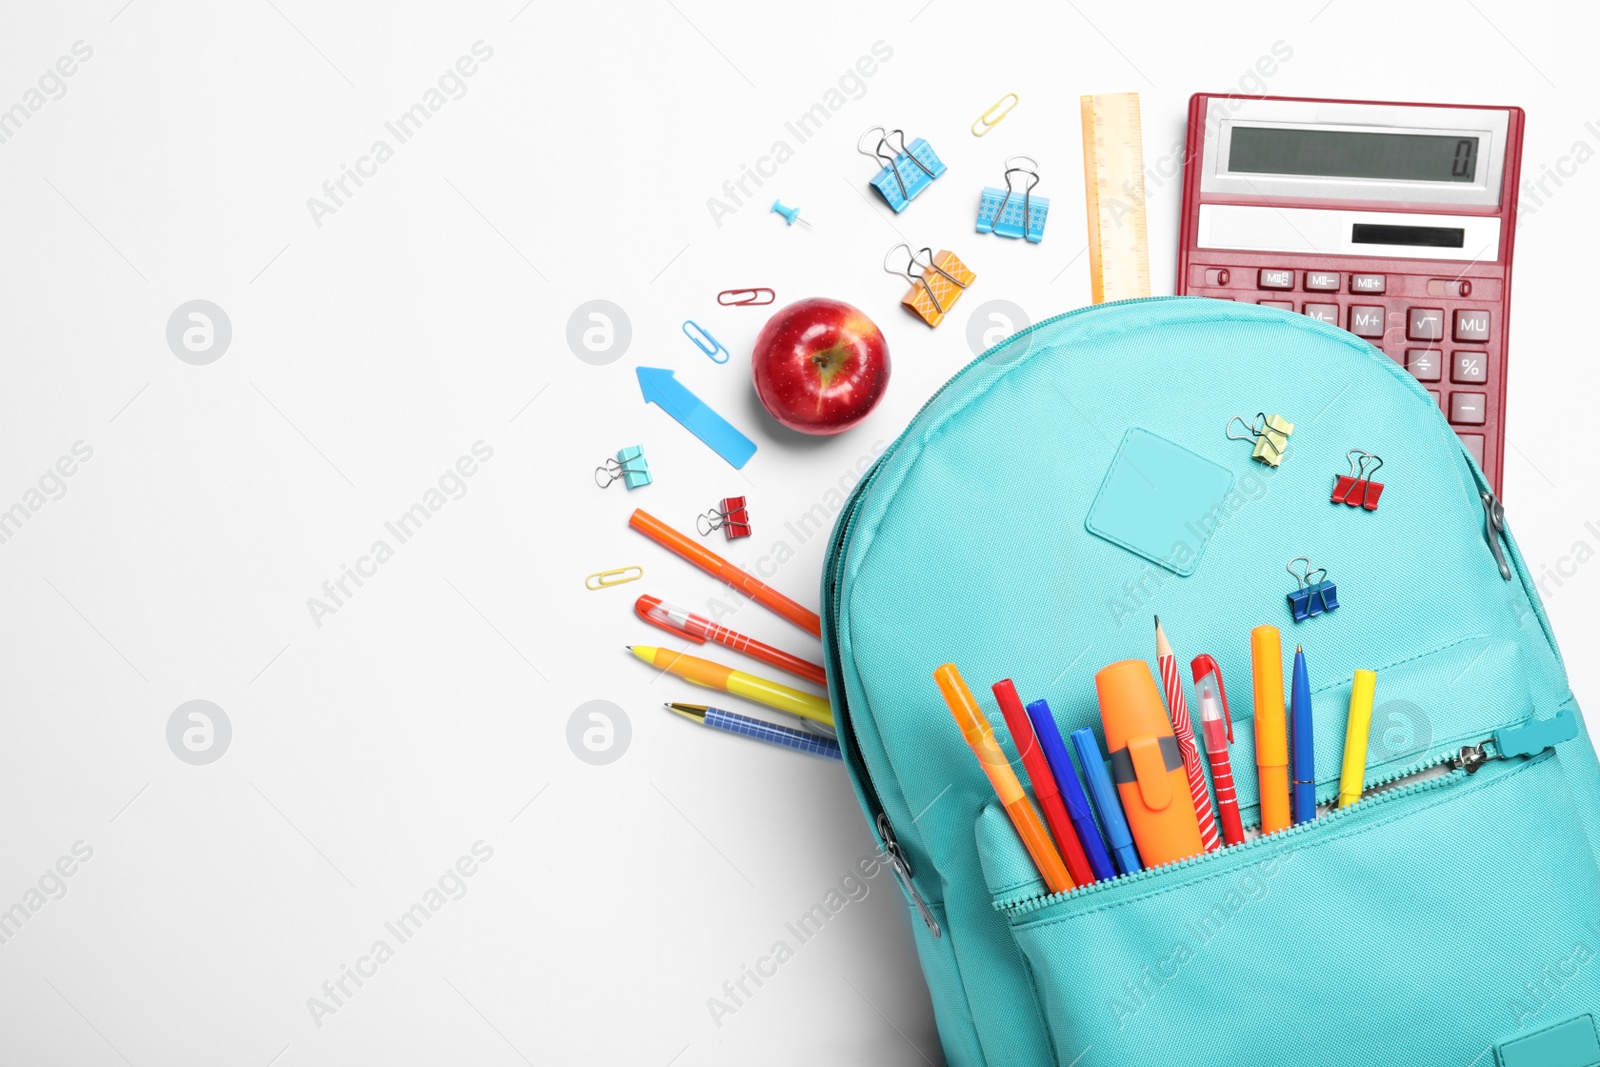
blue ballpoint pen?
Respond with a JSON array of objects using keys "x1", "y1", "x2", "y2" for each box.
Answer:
[
  {"x1": 1071, "y1": 727, "x2": 1143, "y2": 876},
  {"x1": 666, "y1": 703, "x2": 843, "y2": 761},
  {"x1": 1291, "y1": 645, "x2": 1316, "y2": 824},
  {"x1": 1027, "y1": 699, "x2": 1115, "y2": 882}
]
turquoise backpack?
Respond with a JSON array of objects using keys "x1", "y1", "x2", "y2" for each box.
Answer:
[{"x1": 821, "y1": 298, "x2": 1600, "y2": 1067}]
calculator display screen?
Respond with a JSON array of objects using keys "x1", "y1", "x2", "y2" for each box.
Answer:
[{"x1": 1228, "y1": 127, "x2": 1480, "y2": 184}]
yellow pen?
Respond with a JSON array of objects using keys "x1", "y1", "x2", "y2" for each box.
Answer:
[
  {"x1": 1338, "y1": 669, "x2": 1378, "y2": 807},
  {"x1": 627, "y1": 646, "x2": 833, "y2": 728}
]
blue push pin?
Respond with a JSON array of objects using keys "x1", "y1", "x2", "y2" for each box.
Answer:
[{"x1": 771, "y1": 199, "x2": 812, "y2": 229}]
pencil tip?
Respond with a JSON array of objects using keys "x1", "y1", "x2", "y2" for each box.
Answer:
[{"x1": 1153, "y1": 615, "x2": 1160, "y2": 628}]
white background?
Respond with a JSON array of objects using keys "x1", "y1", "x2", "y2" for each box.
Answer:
[{"x1": 1, "y1": 2, "x2": 1595, "y2": 1065}]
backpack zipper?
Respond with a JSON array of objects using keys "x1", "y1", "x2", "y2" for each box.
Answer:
[
  {"x1": 1480, "y1": 488, "x2": 1512, "y2": 580},
  {"x1": 999, "y1": 711, "x2": 1576, "y2": 915}
]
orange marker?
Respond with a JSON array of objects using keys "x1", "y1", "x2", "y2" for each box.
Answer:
[
  {"x1": 1251, "y1": 625, "x2": 1291, "y2": 835},
  {"x1": 1095, "y1": 659, "x2": 1204, "y2": 868},
  {"x1": 629, "y1": 509, "x2": 821, "y2": 637},
  {"x1": 934, "y1": 664, "x2": 1073, "y2": 894}
]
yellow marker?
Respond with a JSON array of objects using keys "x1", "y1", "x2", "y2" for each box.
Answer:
[
  {"x1": 1338, "y1": 670, "x2": 1378, "y2": 807},
  {"x1": 627, "y1": 646, "x2": 832, "y2": 728},
  {"x1": 1080, "y1": 92, "x2": 1151, "y2": 304},
  {"x1": 1251, "y1": 625, "x2": 1291, "y2": 835}
]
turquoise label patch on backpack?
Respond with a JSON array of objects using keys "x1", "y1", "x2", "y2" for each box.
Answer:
[
  {"x1": 1084, "y1": 427, "x2": 1233, "y2": 577},
  {"x1": 1498, "y1": 1014, "x2": 1600, "y2": 1067}
]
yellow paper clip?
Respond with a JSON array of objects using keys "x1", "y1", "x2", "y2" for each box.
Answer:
[
  {"x1": 1226, "y1": 412, "x2": 1295, "y2": 467},
  {"x1": 972, "y1": 92, "x2": 1019, "y2": 137},
  {"x1": 585, "y1": 565, "x2": 643, "y2": 590},
  {"x1": 885, "y1": 243, "x2": 976, "y2": 328}
]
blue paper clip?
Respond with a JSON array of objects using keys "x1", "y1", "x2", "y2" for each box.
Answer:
[
  {"x1": 859, "y1": 126, "x2": 945, "y2": 213},
  {"x1": 682, "y1": 320, "x2": 729, "y2": 364},
  {"x1": 1286, "y1": 556, "x2": 1339, "y2": 621},
  {"x1": 976, "y1": 154, "x2": 1049, "y2": 242}
]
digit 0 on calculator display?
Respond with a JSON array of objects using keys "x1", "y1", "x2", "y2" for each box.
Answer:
[{"x1": 1176, "y1": 95, "x2": 1523, "y2": 493}]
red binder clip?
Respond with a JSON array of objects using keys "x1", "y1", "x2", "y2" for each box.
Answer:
[
  {"x1": 1331, "y1": 450, "x2": 1384, "y2": 511},
  {"x1": 696, "y1": 496, "x2": 751, "y2": 540}
]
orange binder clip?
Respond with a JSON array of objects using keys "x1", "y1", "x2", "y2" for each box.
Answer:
[
  {"x1": 885, "y1": 243, "x2": 975, "y2": 327},
  {"x1": 1331, "y1": 449, "x2": 1384, "y2": 510}
]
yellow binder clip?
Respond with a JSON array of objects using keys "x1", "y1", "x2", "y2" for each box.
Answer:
[
  {"x1": 1226, "y1": 412, "x2": 1294, "y2": 467},
  {"x1": 885, "y1": 243, "x2": 976, "y2": 328}
]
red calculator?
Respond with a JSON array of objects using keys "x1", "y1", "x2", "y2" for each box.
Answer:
[{"x1": 1177, "y1": 95, "x2": 1525, "y2": 493}]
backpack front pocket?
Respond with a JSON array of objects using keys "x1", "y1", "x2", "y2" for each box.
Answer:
[{"x1": 992, "y1": 740, "x2": 1600, "y2": 1067}]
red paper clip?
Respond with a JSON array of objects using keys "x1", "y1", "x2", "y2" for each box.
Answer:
[
  {"x1": 1331, "y1": 450, "x2": 1384, "y2": 511},
  {"x1": 717, "y1": 288, "x2": 775, "y2": 307},
  {"x1": 696, "y1": 496, "x2": 751, "y2": 539}
]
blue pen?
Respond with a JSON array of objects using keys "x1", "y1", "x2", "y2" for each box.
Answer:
[
  {"x1": 1291, "y1": 645, "x2": 1316, "y2": 824},
  {"x1": 1071, "y1": 727, "x2": 1142, "y2": 876},
  {"x1": 1026, "y1": 699, "x2": 1115, "y2": 882}
]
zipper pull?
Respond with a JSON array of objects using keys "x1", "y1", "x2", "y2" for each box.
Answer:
[
  {"x1": 1449, "y1": 710, "x2": 1578, "y2": 774},
  {"x1": 1480, "y1": 489, "x2": 1512, "y2": 581},
  {"x1": 877, "y1": 813, "x2": 941, "y2": 938}
]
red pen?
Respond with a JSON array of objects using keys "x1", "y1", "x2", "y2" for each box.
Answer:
[
  {"x1": 1191, "y1": 654, "x2": 1245, "y2": 847},
  {"x1": 992, "y1": 679, "x2": 1094, "y2": 887},
  {"x1": 634, "y1": 596, "x2": 826, "y2": 687}
]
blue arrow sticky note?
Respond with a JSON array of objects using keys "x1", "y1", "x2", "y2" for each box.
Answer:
[{"x1": 636, "y1": 367, "x2": 757, "y2": 470}]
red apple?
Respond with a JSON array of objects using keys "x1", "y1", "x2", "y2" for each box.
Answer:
[{"x1": 751, "y1": 298, "x2": 890, "y2": 436}]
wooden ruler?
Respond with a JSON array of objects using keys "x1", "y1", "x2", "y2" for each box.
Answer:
[{"x1": 1080, "y1": 92, "x2": 1151, "y2": 304}]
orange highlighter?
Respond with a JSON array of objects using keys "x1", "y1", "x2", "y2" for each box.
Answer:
[
  {"x1": 1252, "y1": 624, "x2": 1292, "y2": 835},
  {"x1": 1095, "y1": 660, "x2": 1204, "y2": 868},
  {"x1": 934, "y1": 664, "x2": 1073, "y2": 894}
]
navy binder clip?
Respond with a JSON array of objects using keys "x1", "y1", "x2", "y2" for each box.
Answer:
[{"x1": 1286, "y1": 556, "x2": 1339, "y2": 621}]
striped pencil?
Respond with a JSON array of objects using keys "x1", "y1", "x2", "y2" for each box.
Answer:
[{"x1": 1155, "y1": 618, "x2": 1221, "y2": 852}]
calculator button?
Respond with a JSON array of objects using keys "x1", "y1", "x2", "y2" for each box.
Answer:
[
  {"x1": 1428, "y1": 389, "x2": 1443, "y2": 408},
  {"x1": 1450, "y1": 392, "x2": 1488, "y2": 425},
  {"x1": 1305, "y1": 271, "x2": 1341, "y2": 291},
  {"x1": 1454, "y1": 309, "x2": 1491, "y2": 342},
  {"x1": 1459, "y1": 433, "x2": 1486, "y2": 467},
  {"x1": 1303, "y1": 303, "x2": 1339, "y2": 324},
  {"x1": 1405, "y1": 348, "x2": 1442, "y2": 382},
  {"x1": 1407, "y1": 308, "x2": 1446, "y2": 341},
  {"x1": 1452, "y1": 351, "x2": 1488, "y2": 383},
  {"x1": 1258, "y1": 269, "x2": 1294, "y2": 290},
  {"x1": 1259, "y1": 300, "x2": 1294, "y2": 310},
  {"x1": 1350, "y1": 274, "x2": 1387, "y2": 294},
  {"x1": 1350, "y1": 306, "x2": 1386, "y2": 338},
  {"x1": 1204, "y1": 268, "x2": 1230, "y2": 286}
]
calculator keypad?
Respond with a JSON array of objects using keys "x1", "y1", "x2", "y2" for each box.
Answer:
[{"x1": 1184, "y1": 260, "x2": 1506, "y2": 489}]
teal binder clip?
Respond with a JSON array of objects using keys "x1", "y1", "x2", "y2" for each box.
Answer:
[
  {"x1": 976, "y1": 155, "x2": 1049, "y2": 242},
  {"x1": 860, "y1": 126, "x2": 945, "y2": 213},
  {"x1": 595, "y1": 445, "x2": 652, "y2": 490},
  {"x1": 1286, "y1": 556, "x2": 1339, "y2": 621}
]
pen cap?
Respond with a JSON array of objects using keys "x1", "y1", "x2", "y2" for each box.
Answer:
[
  {"x1": 1095, "y1": 659, "x2": 1203, "y2": 868},
  {"x1": 1250, "y1": 625, "x2": 1288, "y2": 764},
  {"x1": 633, "y1": 596, "x2": 706, "y2": 643},
  {"x1": 934, "y1": 664, "x2": 1023, "y2": 805},
  {"x1": 1190, "y1": 653, "x2": 1232, "y2": 730}
]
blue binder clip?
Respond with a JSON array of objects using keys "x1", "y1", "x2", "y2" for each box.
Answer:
[
  {"x1": 1286, "y1": 556, "x2": 1339, "y2": 621},
  {"x1": 595, "y1": 445, "x2": 652, "y2": 490},
  {"x1": 976, "y1": 155, "x2": 1048, "y2": 242},
  {"x1": 860, "y1": 126, "x2": 945, "y2": 213}
]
